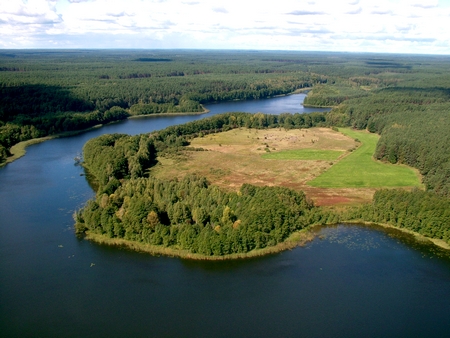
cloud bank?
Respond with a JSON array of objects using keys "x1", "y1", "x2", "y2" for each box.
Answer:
[{"x1": 0, "y1": 0, "x2": 449, "y2": 54}]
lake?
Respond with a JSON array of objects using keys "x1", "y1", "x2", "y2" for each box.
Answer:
[{"x1": 1, "y1": 94, "x2": 450, "y2": 337}]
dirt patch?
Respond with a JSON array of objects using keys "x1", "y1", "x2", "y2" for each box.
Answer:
[{"x1": 301, "y1": 187, "x2": 377, "y2": 206}]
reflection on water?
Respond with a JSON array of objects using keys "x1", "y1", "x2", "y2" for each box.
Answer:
[{"x1": 315, "y1": 223, "x2": 450, "y2": 261}]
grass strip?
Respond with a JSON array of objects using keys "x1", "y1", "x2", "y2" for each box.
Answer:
[
  {"x1": 262, "y1": 149, "x2": 343, "y2": 161},
  {"x1": 85, "y1": 229, "x2": 316, "y2": 261},
  {"x1": 308, "y1": 128, "x2": 421, "y2": 188}
]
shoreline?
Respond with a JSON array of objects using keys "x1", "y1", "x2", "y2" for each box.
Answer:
[
  {"x1": 128, "y1": 106, "x2": 210, "y2": 119},
  {"x1": 1, "y1": 89, "x2": 307, "y2": 167},
  {"x1": 84, "y1": 228, "x2": 317, "y2": 261},
  {"x1": 83, "y1": 219, "x2": 450, "y2": 261},
  {"x1": 1, "y1": 124, "x2": 105, "y2": 168},
  {"x1": 302, "y1": 103, "x2": 335, "y2": 108},
  {"x1": 344, "y1": 220, "x2": 450, "y2": 250},
  {"x1": 277, "y1": 87, "x2": 311, "y2": 96},
  {"x1": 1, "y1": 108, "x2": 211, "y2": 168}
]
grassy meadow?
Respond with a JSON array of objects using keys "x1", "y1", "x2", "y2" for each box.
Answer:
[
  {"x1": 151, "y1": 127, "x2": 356, "y2": 192},
  {"x1": 308, "y1": 128, "x2": 422, "y2": 188}
]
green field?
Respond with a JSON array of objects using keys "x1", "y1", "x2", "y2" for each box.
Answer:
[
  {"x1": 262, "y1": 149, "x2": 343, "y2": 161},
  {"x1": 308, "y1": 128, "x2": 421, "y2": 188}
]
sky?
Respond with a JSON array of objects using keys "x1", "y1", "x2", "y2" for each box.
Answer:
[{"x1": 1, "y1": 0, "x2": 450, "y2": 54}]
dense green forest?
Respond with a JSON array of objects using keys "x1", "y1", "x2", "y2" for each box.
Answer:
[
  {"x1": 2, "y1": 50, "x2": 450, "y2": 256},
  {"x1": 78, "y1": 176, "x2": 320, "y2": 255}
]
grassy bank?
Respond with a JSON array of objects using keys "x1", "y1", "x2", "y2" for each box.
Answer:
[
  {"x1": 84, "y1": 228, "x2": 317, "y2": 261},
  {"x1": 0, "y1": 125, "x2": 105, "y2": 167},
  {"x1": 2, "y1": 136, "x2": 53, "y2": 167},
  {"x1": 85, "y1": 218, "x2": 450, "y2": 260}
]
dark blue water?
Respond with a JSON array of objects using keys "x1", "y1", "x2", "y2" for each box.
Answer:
[{"x1": 1, "y1": 94, "x2": 450, "y2": 337}]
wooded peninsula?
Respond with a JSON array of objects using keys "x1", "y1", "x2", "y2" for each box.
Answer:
[{"x1": 1, "y1": 50, "x2": 449, "y2": 258}]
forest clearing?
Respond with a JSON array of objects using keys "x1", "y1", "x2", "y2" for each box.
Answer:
[{"x1": 150, "y1": 127, "x2": 421, "y2": 206}]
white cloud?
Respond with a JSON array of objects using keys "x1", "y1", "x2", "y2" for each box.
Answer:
[
  {"x1": 287, "y1": 10, "x2": 325, "y2": 15},
  {"x1": 0, "y1": 0, "x2": 449, "y2": 53},
  {"x1": 212, "y1": 7, "x2": 228, "y2": 13},
  {"x1": 408, "y1": 0, "x2": 439, "y2": 9}
]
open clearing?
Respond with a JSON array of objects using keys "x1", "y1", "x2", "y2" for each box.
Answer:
[
  {"x1": 150, "y1": 127, "x2": 421, "y2": 206},
  {"x1": 308, "y1": 128, "x2": 422, "y2": 188}
]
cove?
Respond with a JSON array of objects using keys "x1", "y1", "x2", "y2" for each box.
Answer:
[{"x1": 1, "y1": 94, "x2": 450, "y2": 337}]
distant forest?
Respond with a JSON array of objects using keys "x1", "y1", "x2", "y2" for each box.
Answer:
[{"x1": 2, "y1": 50, "x2": 450, "y2": 254}]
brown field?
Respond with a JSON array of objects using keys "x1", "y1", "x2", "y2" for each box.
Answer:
[{"x1": 150, "y1": 127, "x2": 376, "y2": 206}]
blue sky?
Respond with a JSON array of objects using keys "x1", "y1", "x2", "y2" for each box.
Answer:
[{"x1": 1, "y1": 0, "x2": 450, "y2": 54}]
